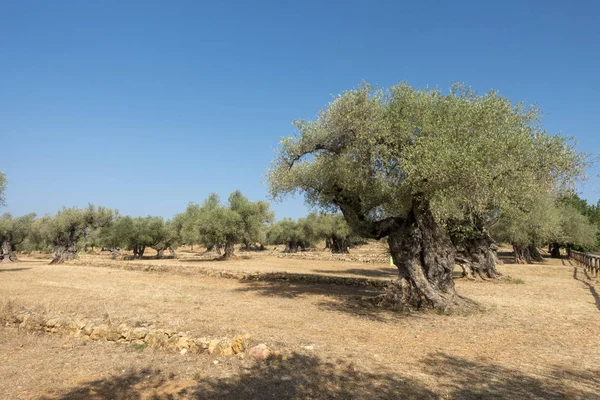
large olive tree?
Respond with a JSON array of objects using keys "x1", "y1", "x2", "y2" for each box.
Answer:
[{"x1": 269, "y1": 83, "x2": 585, "y2": 309}]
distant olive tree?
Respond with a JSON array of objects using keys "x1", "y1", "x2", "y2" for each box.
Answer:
[
  {"x1": 490, "y1": 195, "x2": 562, "y2": 263},
  {"x1": 102, "y1": 216, "x2": 170, "y2": 259},
  {"x1": 269, "y1": 82, "x2": 585, "y2": 309},
  {"x1": 551, "y1": 204, "x2": 597, "y2": 256},
  {"x1": 195, "y1": 191, "x2": 272, "y2": 259},
  {"x1": 173, "y1": 202, "x2": 202, "y2": 250},
  {"x1": 0, "y1": 213, "x2": 36, "y2": 262},
  {"x1": 228, "y1": 190, "x2": 274, "y2": 250},
  {"x1": 310, "y1": 213, "x2": 363, "y2": 254},
  {"x1": 41, "y1": 205, "x2": 115, "y2": 264},
  {"x1": 266, "y1": 218, "x2": 317, "y2": 253},
  {"x1": 154, "y1": 219, "x2": 181, "y2": 258}
]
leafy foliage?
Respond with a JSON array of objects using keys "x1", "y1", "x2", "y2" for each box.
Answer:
[
  {"x1": 228, "y1": 190, "x2": 274, "y2": 248},
  {"x1": 269, "y1": 82, "x2": 586, "y2": 236},
  {"x1": 194, "y1": 191, "x2": 274, "y2": 256},
  {"x1": 100, "y1": 216, "x2": 179, "y2": 258},
  {"x1": 43, "y1": 205, "x2": 114, "y2": 247},
  {"x1": 173, "y1": 202, "x2": 202, "y2": 247},
  {"x1": 266, "y1": 217, "x2": 317, "y2": 252}
]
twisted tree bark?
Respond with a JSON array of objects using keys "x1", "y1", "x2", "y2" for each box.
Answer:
[
  {"x1": 1, "y1": 240, "x2": 17, "y2": 263},
  {"x1": 453, "y1": 228, "x2": 501, "y2": 279},
  {"x1": 376, "y1": 202, "x2": 458, "y2": 309}
]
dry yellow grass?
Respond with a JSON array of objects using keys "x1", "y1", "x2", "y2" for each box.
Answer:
[{"x1": 1, "y1": 246, "x2": 599, "y2": 399}]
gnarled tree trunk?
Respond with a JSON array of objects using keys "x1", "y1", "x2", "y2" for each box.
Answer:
[
  {"x1": 513, "y1": 244, "x2": 532, "y2": 264},
  {"x1": 550, "y1": 242, "x2": 561, "y2": 258},
  {"x1": 168, "y1": 247, "x2": 177, "y2": 258},
  {"x1": 50, "y1": 242, "x2": 78, "y2": 264},
  {"x1": 133, "y1": 244, "x2": 146, "y2": 259},
  {"x1": 453, "y1": 229, "x2": 500, "y2": 280},
  {"x1": 221, "y1": 240, "x2": 236, "y2": 260},
  {"x1": 329, "y1": 236, "x2": 350, "y2": 254},
  {"x1": 527, "y1": 244, "x2": 544, "y2": 262},
  {"x1": 513, "y1": 243, "x2": 544, "y2": 264},
  {"x1": 378, "y1": 203, "x2": 458, "y2": 309},
  {"x1": 285, "y1": 240, "x2": 300, "y2": 253},
  {"x1": 110, "y1": 248, "x2": 121, "y2": 259},
  {"x1": 156, "y1": 248, "x2": 165, "y2": 259},
  {"x1": 1, "y1": 240, "x2": 17, "y2": 263}
]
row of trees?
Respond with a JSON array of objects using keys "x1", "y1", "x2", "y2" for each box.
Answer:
[
  {"x1": 268, "y1": 82, "x2": 596, "y2": 309},
  {"x1": 266, "y1": 212, "x2": 364, "y2": 253},
  {"x1": 0, "y1": 186, "x2": 362, "y2": 263},
  {"x1": 490, "y1": 193, "x2": 598, "y2": 264}
]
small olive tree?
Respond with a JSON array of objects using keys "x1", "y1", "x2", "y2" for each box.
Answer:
[
  {"x1": 196, "y1": 191, "x2": 272, "y2": 259},
  {"x1": 309, "y1": 213, "x2": 362, "y2": 254},
  {"x1": 228, "y1": 190, "x2": 274, "y2": 250},
  {"x1": 197, "y1": 194, "x2": 243, "y2": 259},
  {"x1": 269, "y1": 83, "x2": 585, "y2": 309},
  {"x1": 103, "y1": 216, "x2": 169, "y2": 259},
  {"x1": 0, "y1": 213, "x2": 36, "y2": 262},
  {"x1": 173, "y1": 202, "x2": 202, "y2": 250}
]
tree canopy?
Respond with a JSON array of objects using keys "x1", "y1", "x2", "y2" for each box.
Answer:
[{"x1": 269, "y1": 83, "x2": 585, "y2": 232}]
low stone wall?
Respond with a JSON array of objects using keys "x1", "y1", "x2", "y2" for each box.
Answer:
[
  {"x1": 2, "y1": 310, "x2": 249, "y2": 357},
  {"x1": 70, "y1": 260, "x2": 389, "y2": 289}
]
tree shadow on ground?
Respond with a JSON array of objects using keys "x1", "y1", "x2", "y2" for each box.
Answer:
[
  {"x1": 313, "y1": 267, "x2": 397, "y2": 278},
  {"x1": 0, "y1": 267, "x2": 32, "y2": 272},
  {"x1": 45, "y1": 352, "x2": 600, "y2": 399},
  {"x1": 561, "y1": 258, "x2": 574, "y2": 266},
  {"x1": 573, "y1": 267, "x2": 600, "y2": 312},
  {"x1": 47, "y1": 354, "x2": 437, "y2": 400},
  {"x1": 420, "y1": 353, "x2": 600, "y2": 399},
  {"x1": 234, "y1": 281, "x2": 401, "y2": 321}
]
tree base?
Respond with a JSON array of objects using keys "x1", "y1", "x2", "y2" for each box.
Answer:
[
  {"x1": 220, "y1": 252, "x2": 239, "y2": 261},
  {"x1": 372, "y1": 279, "x2": 476, "y2": 311},
  {"x1": 49, "y1": 252, "x2": 76, "y2": 265}
]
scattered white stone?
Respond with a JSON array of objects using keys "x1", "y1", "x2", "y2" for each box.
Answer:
[
  {"x1": 180, "y1": 348, "x2": 188, "y2": 355},
  {"x1": 213, "y1": 360, "x2": 219, "y2": 365},
  {"x1": 303, "y1": 345, "x2": 314, "y2": 351}
]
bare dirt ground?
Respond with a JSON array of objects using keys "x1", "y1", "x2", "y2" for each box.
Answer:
[{"x1": 1, "y1": 244, "x2": 600, "y2": 399}]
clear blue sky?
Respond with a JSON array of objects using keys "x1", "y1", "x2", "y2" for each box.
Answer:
[{"x1": 1, "y1": 0, "x2": 599, "y2": 220}]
